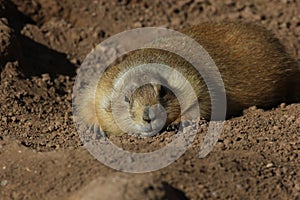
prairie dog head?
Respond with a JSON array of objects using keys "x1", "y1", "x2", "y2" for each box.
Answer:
[
  {"x1": 95, "y1": 51, "x2": 199, "y2": 137},
  {"x1": 125, "y1": 83, "x2": 180, "y2": 137},
  {"x1": 98, "y1": 62, "x2": 199, "y2": 137}
]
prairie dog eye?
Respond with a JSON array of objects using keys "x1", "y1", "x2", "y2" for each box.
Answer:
[
  {"x1": 124, "y1": 95, "x2": 130, "y2": 103},
  {"x1": 159, "y1": 86, "x2": 167, "y2": 97},
  {"x1": 153, "y1": 84, "x2": 164, "y2": 96}
]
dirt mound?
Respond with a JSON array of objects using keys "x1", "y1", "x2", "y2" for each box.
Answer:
[{"x1": 0, "y1": 0, "x2": 299, "y2": 199}]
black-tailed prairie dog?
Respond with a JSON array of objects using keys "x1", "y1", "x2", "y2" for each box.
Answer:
[{"x1": 75, "y1": 22, "x2": 299, "y2": 137}]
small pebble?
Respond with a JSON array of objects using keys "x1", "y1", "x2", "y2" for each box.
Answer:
[
  {"x1": 280, "y1": 103, "x2": 286, "y2": 109},
  {"x1": 249, "y1": 106, "x2": 257, "y2": 110},
  {"x1": 296, "y1": 118, "x2": 300, "y2": 125},
  {"x1": 295, "y1": 182, "x2": 300, "y2": 191},
  {"x1": 2, "y1": 117, "x2": 7, "y2": 123},
  {"x1": 266, "y1": 163, "x2": 274, "y2": 168},
  {"x1": 1, "y1": 180, "x2": 8, "y2": 186},
  {"x1": 41, "y1": 73, "x2": 50, "y2": 82}
]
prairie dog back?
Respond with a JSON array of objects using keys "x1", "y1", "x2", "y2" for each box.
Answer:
[{"x1": 75, "y1": 21, "x2": 299, "y2": 137}]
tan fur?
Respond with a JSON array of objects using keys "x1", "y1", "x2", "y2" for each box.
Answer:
[{"x1": 75, "y1": 21, "x2": 299, "y2": 137}]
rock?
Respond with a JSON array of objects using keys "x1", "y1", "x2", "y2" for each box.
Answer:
[{"x1": 68, "y1": 173, "x2": 187, "y2": 200}]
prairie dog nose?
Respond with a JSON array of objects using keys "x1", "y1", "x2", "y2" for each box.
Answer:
[
  {"x1": 143, "y1": 106, "x2": 152, "y2": 123},
  {"x1": 142, "y1": 104, "x2": 166, "y2": 124}
]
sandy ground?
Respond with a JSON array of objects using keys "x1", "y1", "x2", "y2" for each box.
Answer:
[{"x1": 0, "y1": 0, "x2": 299, "y2": 199}]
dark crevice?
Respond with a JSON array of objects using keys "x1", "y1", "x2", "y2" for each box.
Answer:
[
  {"x1": 1, "y1": 0, "x2": 75, "y2": 78},
  {"x1": 162, "y1": 182, "x2": 189, "y2": 200},
  {"x1": 18, "y1": 34, "x2": 76, "y2": 77},
  {"x1": 0, "y1": 0, "x2": 36, "y2": 33}
]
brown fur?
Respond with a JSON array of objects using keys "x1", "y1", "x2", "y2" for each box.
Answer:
[{"x1": 76, "y1": 22, "x2": 299, "y2": 137}]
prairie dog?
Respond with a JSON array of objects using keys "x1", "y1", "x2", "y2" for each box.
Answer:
[{"x1": 75, "y1": 22, "x2": 299, "y2": 137}]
